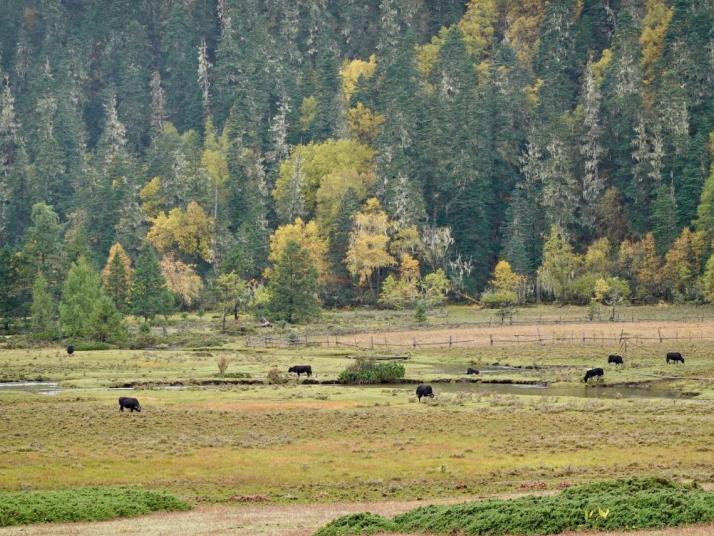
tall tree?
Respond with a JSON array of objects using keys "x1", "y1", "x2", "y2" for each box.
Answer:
[
  {"x1": 130, "y1": 247, "x2": 173, "y2": 323},
  {"x1": 267, "y1": 240, "x2": 321, "y2": 323}
]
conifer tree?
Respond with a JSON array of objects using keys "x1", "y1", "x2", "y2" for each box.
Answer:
[
  {"x1": 130, "y1": 247, "x2": 173, "y2": 322},
  {"x1": 267, "y1": 240, "x2": 321, "y2": 323}
]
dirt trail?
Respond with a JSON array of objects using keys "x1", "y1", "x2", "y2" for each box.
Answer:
[{"x1": 2, "y1": 498, "x2": 713, "y2": 536}]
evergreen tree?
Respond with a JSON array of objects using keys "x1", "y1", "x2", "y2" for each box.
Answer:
[
  {"x1": 0, "y1": 246, "x2": 29, "y2": 330},
  {"x1": 130, "y1": 247, "x2": 173, "y2": 322},
  {"x1": 59, "y1": 256, "x2": 104, "y2": 339},
  {"x1": 102, "y1": 243, "x2": 132, "y2": 313},
  {"x1": 23, "y1": 203, "x2": 64, "y2": 291},
  {"x1": 652, "y1": 183, "x2": 680, "y2": 256},
  {"x1": 89, "y1": 294, "x2": 127, "y2": 343},
  {"x1": 267, "y1": 240, "x2": 321, "y2": 323},
  {"x1": 30, "y1": 272, "x2": 57, "y2": 340}
]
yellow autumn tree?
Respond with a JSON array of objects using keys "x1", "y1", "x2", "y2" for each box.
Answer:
[
  {"x1": 346, "y1": 102, "x2": 385, "y2": 144},
  {"x1": 274, "y1": 139, "x2": 375, "y2": 217},
  {"x1": 201, "y1": 116, "x2": 229, "y2": 220},
  {"x1": 662, "y1": 228, "x2": 707, "y2": 299},
  {"x1": 139, "y1": 177, "x2": 164, "y2": 218},
  {"x1": 640, "y1": 0, "x2": 673, "y2": 102},
  {"x1": 267, "y1": 218, "x2": 329, "y2": 284},
  {"x1": 160, "y1": 255, "x2": 203, "y2": 308},
  {"x1": 340, "y1": 55, "x2": 377, "y2": 103},
  {"x1": 346, "y1": 198, "x2": 396, "y2": 299},
  {"x1": 147, "y1": 201, "x2": 214, "y2": 262}
]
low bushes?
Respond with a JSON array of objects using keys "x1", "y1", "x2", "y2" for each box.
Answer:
[
  {"x1": 338, "y1": 359, "x2": 405, "y2": 384},
  {"x1": 0, "y1": 487, "x2": 189, "y2": 527},
  {"x1": 315, "y1": 478, "x2": 714, "y2": 536}
]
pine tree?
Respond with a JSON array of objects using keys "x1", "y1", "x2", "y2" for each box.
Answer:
[
  {"x1": 102, "y1": 243, "x2": 133, "y2": 313},
  {"x1": 130, "y1": 247, "x2": 173, "y2": 322},
  {"x1": 30, "y1": 272, "x2": 57, "y2": 340},
  {"x1": 89, "y1": 294, "x2": 127, "y2": 343},
  {"x1": 23, "y1": 203, "x2": 64, "y2": 291},
  {"x1": 652, "y1": 183, "x2": 680, "y2": 256},
  {"x1": 59, "y1": 256, "x2": 104, "y2": 339},
  {"x1": 267, "y1": 240, "x2": 321, "y2": 323}
]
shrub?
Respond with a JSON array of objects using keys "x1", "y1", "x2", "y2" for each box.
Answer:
[
  {"x1": 414, "y1": 301, "x2": 427, "y2": 322},
  {"x1": 266, "y1": 368, "x2": 286, "y2": 384},
  {"x1": 216, "y1": 356, "x2": 230, "y2": 376},
  {"x1": 0, "y1": 487, "x2": 189, "y2": 527},
  {"x1": 315, "y1": 478, "x2": 714, "y2": 535},
  {"x1": 338, "y1": 359, "x2": 405, "y2": 384}
]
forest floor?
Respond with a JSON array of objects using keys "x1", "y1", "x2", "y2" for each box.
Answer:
[{"x1": 2, "y1": 305, "x2": 714, "y2": 532}]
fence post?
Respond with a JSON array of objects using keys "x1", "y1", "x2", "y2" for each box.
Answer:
[
  {"x1": 449, "y1": 335, "x2": 452, "y2": 349},
  {"x1": 658, "y1": 328, "x2": 663, "y2": 343},
  {"x1": 490, "y1": 334, "x2": 494, "y2": 346},
  {"x1": 413, "y1": 337, "x2": 417, "y2": 349}
]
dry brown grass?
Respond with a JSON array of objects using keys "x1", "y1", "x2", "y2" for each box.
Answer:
[{"x1": 335, "y1": 320, "x2": 714, "y2": 348}]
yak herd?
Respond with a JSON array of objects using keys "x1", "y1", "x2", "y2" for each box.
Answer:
[{"x1": 105, "y1": 350, "x2": 686, "y2": 411}]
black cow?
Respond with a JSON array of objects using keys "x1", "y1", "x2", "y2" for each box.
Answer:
[
  {"x1": 583, "y1": 367, "x2": 604, "y2": 382},
  {"x1": 288, "y1": 365, "x2": 312, "y2": 378},
  {"x1": 66, "y1": 345, "x2": 74, "y2": 355},
  {"x1": 416, "y1": 384, "x2": 434, "y2": 401},
  {"x1": 607, "y1": 354, "x2": 623, "y2": 365},
  {"x1": 118, "y1": 397, "x2": 141, "y2": 412},
  {"x1": 466, "y1": 367, "x2": 480, "y2": 375},
  {"x1": 666, "y1": 352, "x2": 685, "y2": 364}
]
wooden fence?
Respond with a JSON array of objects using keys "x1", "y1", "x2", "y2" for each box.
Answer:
[{"x1": 245, "y1": 327, "x2": 714, "y2": 351}]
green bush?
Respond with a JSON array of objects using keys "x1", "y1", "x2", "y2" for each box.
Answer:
[
  {"x1": 338, "y1": 359, "x2": 405, "y2": 384},
  {"x1": 315, "y1": 478, "x2": 714, "y2": 536},
  {"x1": 0, "y1": 487, "x2": 189, "y2": 527}
]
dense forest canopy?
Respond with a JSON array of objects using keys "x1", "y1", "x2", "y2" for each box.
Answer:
[{"x1": 2, "y1": 0, "x2": 714, "y2": 328}]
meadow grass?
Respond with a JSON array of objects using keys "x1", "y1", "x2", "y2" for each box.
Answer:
[{"x1": 1, "y1": 305, "x2": 714, "y2": 522}]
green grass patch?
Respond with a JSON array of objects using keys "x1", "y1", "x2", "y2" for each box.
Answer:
[
  {"x1": 315, "y1": 478, "x2": 714, "y2": 535},
  {"x1": 338, "y1": 359, "x2": 405, "y2": 384},
  {"x1": 0, "y1": 487, "x2": 189, "y2": 527}
]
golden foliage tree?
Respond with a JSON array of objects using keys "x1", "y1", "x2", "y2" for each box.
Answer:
[
  {"x1": 159, "y1": 255, "x2": 203, "y2": 308},
  {"x1": 346, "y1": 198, "x2": 396, "y2": 298},
  {"x1": 267, "y1": 218, "x2": 329, "y2": 285},
  {"x1": 273, "y1": 140, "x2": 375, "y2": 218},
  {"x1": 147, "y1": 201, "x2": 214, "y2": 262}
]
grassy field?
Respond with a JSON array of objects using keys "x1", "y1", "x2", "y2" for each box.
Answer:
[{"x1": 1, "y1": 305, "x2": 714, "y2": 533}]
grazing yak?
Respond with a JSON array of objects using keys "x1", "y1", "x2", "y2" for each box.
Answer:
[
  {"x1": 607, "y1": 354, "x2": 623, "y2": 365},
  {"x1": 118, "y1": 397, "x2": 141, "y2": 412},
  {"x1": 288, "y1": 365, "x2": 313, "y2": 378},
  {"x1": 583, "y1": 367, "x2": 604, "y2": 382},
  {"x1": 416, "y1": 384, "x2": 434, "y2": 401},
  {"x1": 66, "y1": 345, "x2": 74, "y2": 355},
  {"x1": 466, "y1": 367, "x2": 480, "y2": 375},
  {"x1": 666, "y1": 352, "x2": 685, "y2": 364}
]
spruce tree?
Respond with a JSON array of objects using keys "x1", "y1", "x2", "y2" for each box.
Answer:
[
  {"x1": 59, "y1": 256, "x2": 104, "y2": 339},
  {"x1": 267, "y1": 240, "x2": 321, "y2": 323},
  {"x1": 130, "y1": 247, "x2": 173, "y2": 322}
]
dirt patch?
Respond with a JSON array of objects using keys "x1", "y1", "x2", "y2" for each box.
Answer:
[{"x1": 2, "y1": 499, "x2": 713, "y2": 536}]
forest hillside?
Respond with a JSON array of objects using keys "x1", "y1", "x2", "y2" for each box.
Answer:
[{"x1": 2, "y1": 0, "x2": 714, "y2": 326}]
